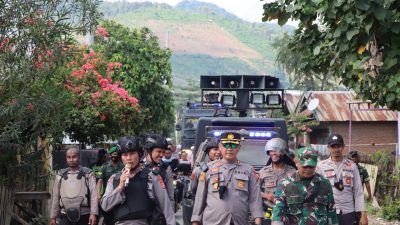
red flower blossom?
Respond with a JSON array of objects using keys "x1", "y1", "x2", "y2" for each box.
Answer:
[
  {"x1": 98, "y1": 78, "x2": 109, "y2": 89},
  {"x1": 0, "y1": 38, "x2": 10, "y2": 50},
  {"x1": 95, "y1": 27, "x2": 109, "y2": 37},
  {"x1": 128, "y1": 97, "x2": 139, "y2": 105},
  {"x1": 89, "y1": 50, "x2": 96, "y2": 57},
  {"x1": 82, "y1": 63, "x2": 94, "y2": 71},
  {"x1": 26, "y1": 103, "x2": 34, "y2": 111},
  {"x1": 91, "y1": 91, "x2": 101, "y2": 100}
]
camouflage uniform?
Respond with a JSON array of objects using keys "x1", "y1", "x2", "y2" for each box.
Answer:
[
  {"x1": 357, "y1": 164, "x2": 369, "y2": 185},
  {"x1": 101, "y1": 161, "x2": 124, "y2": 195},
  {"x1": 271, "y1": 172, "x2": 338, "y2": 225},
  {"x1": 259, "y1": 163, "x2": 296, "y2": 208},
  {"x1": 272, "y1": 147, "x2": 338, "y2": 225}
]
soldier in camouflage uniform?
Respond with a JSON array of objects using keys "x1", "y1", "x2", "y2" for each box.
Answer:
[
  {"x1": 271, "y1": 147, "x2": 338, "y2": 225},
  {"x1": 349, "y1": 150, "x2": 372, "y2": 202},
  {"x1": 259, "y1": 138, "x2": 296, "y2": 224}
]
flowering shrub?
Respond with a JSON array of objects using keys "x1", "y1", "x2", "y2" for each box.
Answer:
[{"x1": 62, "y1": 43, "x2": 145, "y2": 144}]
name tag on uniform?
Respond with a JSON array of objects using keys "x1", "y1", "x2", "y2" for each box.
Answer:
[
  {"x1": 265, "y1": 181, "x2": 276, "y2": 188},
  {"x1": 211, "y1": 168, "x2": 219, "y2": 172},
  {"x1": 342, "y1": 171, "x2": 353, "y2": 177},
  {"x1": 324, "y1": 170, "x2": 335, "y2": 178}
]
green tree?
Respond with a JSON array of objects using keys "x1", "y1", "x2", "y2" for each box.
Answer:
[
  {"x1": 0, "y1": 0, "x2": 106, "y2": 193},
  {"x1": 263, "y1": 0, "x2": 400, "y2": 109},
  {"x1": 272, "y1": 33, "x2": 339, "y2": 91},
  {"x1": 0, "y1": 0, "x2": 101, "y2": 156},
  {"x1": 93, "y1": 20, "x2": 174, "y2": 135}
]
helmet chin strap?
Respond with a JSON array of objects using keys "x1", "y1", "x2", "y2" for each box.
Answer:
[
  {"x1": 272, "y1": 155, "x2": 284, "y2": 164},
  {"x1": 149, "y1": 150, "x2": 157, "y2": 165}
]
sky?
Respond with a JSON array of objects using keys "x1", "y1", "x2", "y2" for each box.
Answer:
[{"x1": 112, "y1": 0, "x2": 268, "y2": 23}]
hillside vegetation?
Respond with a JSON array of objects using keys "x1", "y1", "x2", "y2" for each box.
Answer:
[{"x1": 99, "y1": 0, "x2": 293, "y2": 108}]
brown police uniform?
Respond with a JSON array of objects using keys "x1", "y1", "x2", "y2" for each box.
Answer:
[
  {"x1": 191, "y1": 159, "x2": 263, "y2": 225},
  {"x1": 259, "y1": 164, "x2": 296, "y2": 207}
]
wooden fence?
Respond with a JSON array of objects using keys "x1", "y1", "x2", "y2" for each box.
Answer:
[
  {"x1": 361, "y1": 154, "x2": 400, "y2": 205},
  {"x1": 0, "y1": 185, "x2": 13, "y2": 225}
]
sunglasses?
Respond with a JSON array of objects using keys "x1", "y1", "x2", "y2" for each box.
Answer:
[{"x1": 222, "y1": 143, "x2": 239, "y2": 149}]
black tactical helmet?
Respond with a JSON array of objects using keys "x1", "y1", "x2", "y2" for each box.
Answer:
[
  {"x1": 204, "y1": 138, "x2": 219, "y2": 154},
  {"x1": 117, "y1": 136, "x2": 143, "y2": 157},
  {"x1": 143, "y1": 134, "x2": 168, "y2": 152}
]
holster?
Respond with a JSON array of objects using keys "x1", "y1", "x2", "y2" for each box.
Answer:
[{"x1": 61, "y1": 196, "x2": 84, "y2": 223}]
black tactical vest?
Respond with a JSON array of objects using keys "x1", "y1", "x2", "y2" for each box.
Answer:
[{"x1": 112, "y1": 168, "x2": 155, "y2": 222}]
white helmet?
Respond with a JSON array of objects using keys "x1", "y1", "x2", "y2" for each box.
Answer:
[{"x1": 264, "y1": 138, "x2": 288, "y2": 155}]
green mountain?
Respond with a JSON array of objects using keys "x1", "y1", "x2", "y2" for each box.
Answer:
[{"x1": 99, "y1": 0, "x2": 293, "y2": 107}]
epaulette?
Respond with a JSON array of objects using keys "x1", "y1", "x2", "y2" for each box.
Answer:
[{"x1": 151, "y1": 167, "x2": 161, "y2": 175}]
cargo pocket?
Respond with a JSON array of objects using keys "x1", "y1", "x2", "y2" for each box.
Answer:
[
  {"x1": 286, "y1": 196, "x2": 303, "y2": 215},
  {"x1": 233, "y1": 174, "x2": 249, "y2": 192},
  {"x1": 315, "y1": 196, "x2": 328, "y2": 216}
]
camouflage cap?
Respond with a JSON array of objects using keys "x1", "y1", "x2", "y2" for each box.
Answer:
[{"x1": 297, "y1": 147, "x2": 318, "y2": 167}]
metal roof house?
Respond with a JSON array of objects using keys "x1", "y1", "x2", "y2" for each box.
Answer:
[{"x1": 285, "y1": 91, "x2": 398, "y2": 155}]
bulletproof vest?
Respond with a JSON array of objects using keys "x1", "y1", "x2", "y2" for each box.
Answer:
[
  {"x1": 59, "y1": 168, "x2": 90, "y2": 208},
  {"x1": 112, "y1": 168, "x2": 155, "y2": 221}
]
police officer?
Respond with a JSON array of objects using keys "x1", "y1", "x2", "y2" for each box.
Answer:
[
  {"x1": 271, "y1": 147, "x2": 338, "y2": 225},
  {"x1": 101, "y1": 136, "x2": 176, "y2": 225},
  {"x1": 191, "y1": 132, "x2": 263, "y2": 225},
  {"x1": 317, "y1": 134, "x2": 367, "y2": 225},
  {"x1": 50, "y1": 147, "x2": 98, "y2": 225},
  {"x1": 143, "y1": 134, "x2": 175, "y2": 208},
  {"x1": 259, "y1": 138, "x2": 296, "y2": 223},
  {"x1": 189, "y1": 138, "x2": 221, "y2": 194},
  {"x1": 98, "y1": 146, "x2": 124, "y2": 225}
]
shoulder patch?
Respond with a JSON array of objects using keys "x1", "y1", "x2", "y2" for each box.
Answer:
[
  {"x1": 157, "y1": 175, "x2": 166, "y2": 189},
  {"x1": 253, "y1": 169, "x2": 260, "y2": 182},
  {"x1": 199, "y1": 172, "x2": 206, "y2": 182},
  {"x1": 191, "y1": 172, "x2": 195, "y2": 181}
]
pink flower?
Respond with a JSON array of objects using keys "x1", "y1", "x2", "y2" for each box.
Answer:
[
  {"x1": 82, "y1": 63, "x2": 94, "y2": 71},
  {"x1": 91, "y1": 91, "x2": 101, "y2": 100},
  {"x1": 96, "y1": 27, "x2": 109, "y2": 37},
  {"x1": 100, "y1": 114, "x2": 106, "y2": 121},
  {"x1": 127, "y1": 97, "x2": 139, "y2": 105},
  {"x1": 0, "y1": 38, "x2": 9, "y2": 50},
  {"x1": 89, "y1": 50, "x2": 96, "y2": 57},
  {"x1": 98, "y1": 78, "x2": 109, "y2": 89},
  {"x1": 107, "y1": 62, "x2": 123, "y2": 72},
  {"x1": 26, "y1": 103, "x2": 34, "y2": 111},
  {"x1": 71, "y1": 69, "x2": 85, "y2": 79}
]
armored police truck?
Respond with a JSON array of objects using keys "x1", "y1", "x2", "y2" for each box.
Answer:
[{"x1": 180, "y1": 75, "x2": 288, "y2": 225}]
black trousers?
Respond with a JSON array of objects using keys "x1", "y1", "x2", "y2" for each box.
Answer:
[
  {"x1": 59, "y1": 214, "x2": 90, "y2": 225},
  {"x1": 337, "y1": 212, "x2": 356, "y2": 225}
]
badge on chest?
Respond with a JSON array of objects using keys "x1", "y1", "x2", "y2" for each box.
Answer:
[{"x1": 265, "y1": 180, "x2": 276, "y2": 188}]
